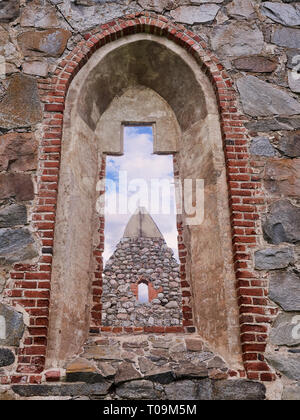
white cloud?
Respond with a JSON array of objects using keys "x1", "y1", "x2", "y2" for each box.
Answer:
[{"x1": 103, "y1": 127, "x2": 179, "y2": 262}]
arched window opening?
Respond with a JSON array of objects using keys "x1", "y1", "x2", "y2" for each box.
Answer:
[{"x1": 138, "y1": 281, "x2": 149, "y2": 304}]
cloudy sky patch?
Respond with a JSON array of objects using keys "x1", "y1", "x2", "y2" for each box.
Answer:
[{"x1": 103, "y1": 126, "x2": 178, "y2": 262}]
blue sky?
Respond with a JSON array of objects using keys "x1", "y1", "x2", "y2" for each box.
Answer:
[{"x1": 103, "y1": 126, "x2": 178, "y2": 262}]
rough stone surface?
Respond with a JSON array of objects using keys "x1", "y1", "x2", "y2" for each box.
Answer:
[
  {"x1": 56, "y1": 1, "x2": 142, "y2": 32},
  {"x1": 12, "y1": 382, "x2": 112, "y2": 397},
  {"x1": 170, "y1": 5, "x2": 220, "y2": 25},
  {"x1": 0, "y1": 204, "x2": 27, "y2": 228},
  {"x1": 233, "y1": 56, "x2": 277, "y2": 73},
  {"x1": 237, "y1": 76, "x2": 300, "y2": 117},
  {"x1": 116, "y1": 380, "x2": 159, "y2": 400},
  {"x1": 0, "y1": 132, "x2": 37, "y2": 172},
  {"x1": 263, "y1": 200, "x2": 300, "y2": 244},
  {"x1": 269, "y1": 271, "x2": 300, "y2": 311},
  {"x1": 272, "y1": 27, "x2": 300, "y2": 50},
  {"x1": 288, "y1": 70, "x2": 300, "y2": 93},
  {"x1": 18, "y1": 29, "x2": 72, "y2": 58},
  {"x1": 212, "y1": 379, "x2": 266, "y2": 400},
  {"x1": 0, "y1": 28, "x2": 19, "y2": 64},
  {"x1": 276, "y1": 131, "x2": 300, "y2": 158},
  {"x1": 0, "y1": 348, "x2": 15, "y2": 367},
  {"x1": 226, "y1": 0, "x2": 256, "y2": 20},
  {"x1": 211, "y1": 23, "x2": 264, "y2": 58},
  {"x1": 250, "y1": 136, "x2": 276, "y2": 157},
  {"x1": 266, "y1": 354, "x2": 300, "y2": 381},
  {"x1": 262, "y1": 2, "x2": 300, "y2": 27},
  {"x1": 164, "y1": 380, "x2": 198, "y2": 400},
  {"x1": 23, "y1": 61, "x2": 49, "y2": 77},
  {"x1": 270, "y1": 312, "x2": 300, "y2": 347},
  {"x1": 0, "y1": 303, "x2": 24, "y2": 347},
  {"x1": 0, "y1": 173, "x2": 34, "y2": 201},
  {"x1": 0, "y1": 228, "x2": 38, "y2": 265},
  {"x1": 20, "y1": 0, "x2": 60, "y2": 28},
  {"x1": 246, "y1": 117, "x2": 300, "y2": 132},
  {"x1": 0, "y1": 74, "x2": 42, "y2": 129},
  {"x1": 255, "y1": 247, "x2": 294, "y2": 270},
  {"x1": 0, "y1": 0, "x2": 20, "y2": 22},
  {"x1": 264, "y1": 159, "x2": 300, "y2": 198},
  {"x1": 282, "y1": 383, "x2": 300, "y2": 400}
]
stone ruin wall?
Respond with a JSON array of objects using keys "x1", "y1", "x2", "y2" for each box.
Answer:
[
  {"x1": 0, "y1": 0, "x2": 299, "y2": 400},
  {"x1": 102, "y1": 237, "x2": 183, "y2": 327}
]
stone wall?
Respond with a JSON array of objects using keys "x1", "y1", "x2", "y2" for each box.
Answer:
[
  {"x1": 102, "y1": 237, "x2": 182, "y2": 327},
  {"x1": 0, "y1": 0, "x2": 299, "y2": 400}
]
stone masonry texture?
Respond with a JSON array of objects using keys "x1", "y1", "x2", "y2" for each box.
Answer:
[{"x1": 0, "y1": 0, "x2": 299, "y2": 401}]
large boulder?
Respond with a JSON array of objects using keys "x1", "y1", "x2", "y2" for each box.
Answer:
[
  {"x1": 211, "y1": 23, "x2": 264, "y2": 58},
  {"x1": 272, "y1": 27, "x2": 300, "y2": 50},
  {"x1": 266, "y1": 354, "x2": 300, "y2": 381},
  {"x1": 0, "y1": 204, "x2": 27, "y2": 228},
  {"x1": 254, "y1": 247, "x2": 294, "y2": 270},
  {"x1": 20, "y1": 0, "x2": 59, "y2": 28},
  {"x1": 262, "y1": 2, "x2": 300, "y2": 27},
  {"x1": 0, "y1": 228, "x2": 38, "y2": 265},
  {"x1": 270, "y1": 312, "x2": 300, "y2": 347},
  {"x1": 276, "y1": 131, "x2": 300, "y2": 157},
  {"x1": 0, "y1": 74, "x2": 42, "y2": 130},
  {"x1": 0, "y1": 173, "x2": 34, "y2": 201},
  {"x1": 0, "y1": 303, "x2": 24, "y2": 346},
  {"x1": 263, "y1": 200, "x2": 300, "y2": 244},
  {"x1": 237, "y1": 76, "x2": 300, "y2": 117},
  {"x1": 250, "y1": 136, "x2": 276, "y2": 156},
  {"x1": 0, "y1": 132, "x2": 38, "y2": 172},
  {"x1": 269, "y1": 271, "x2": 300, "y2": 311},
  {"x1": 170, "y1": 5, "x2": 221, "y2": 24},
  {"x1": 0, "y1": 0, "x2": 20, "y2": 22},
  {"x1": 0, "y1": 348, "x2": 15, "y2": 367},
  {"x1": 233, "y1": 56, "x2": 278, "y2": 73},
  {"x1": 264, "y1": 159, "x2": 300, "y2": 198},
  {"x1": 18, "y1": 29, "x2": 72, "y2": 58}
]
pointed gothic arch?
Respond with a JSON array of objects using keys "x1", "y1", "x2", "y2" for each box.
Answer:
[{"x1": 7, "y1": 13, "x2": 273, "y2": 381}]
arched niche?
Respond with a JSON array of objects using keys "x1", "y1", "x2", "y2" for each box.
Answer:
[{"x1": 47, "y1": 34, "x2": 242, "y2": 370}]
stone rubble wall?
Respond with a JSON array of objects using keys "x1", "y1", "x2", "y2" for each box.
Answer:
[
  {"x1": 101, "y1": 237, "x2": 182, "y2": 327},
  {"x1": 0, "y1": 0, "x2": 299, "y2": 400}
]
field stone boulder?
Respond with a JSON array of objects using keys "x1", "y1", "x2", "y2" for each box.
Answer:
[
  {"x1": 0, "y1": 303, "x2": 24, "y2": 346},
  {"x1": 0, "y1": 173, "x2": 34, "y2": 201},
  {"x1": 170, "y1": 5, "x2": 220, "y2": 24},
  {"x1": 255, "y1": 247, "x2": 294, "y2": 270},
  {"x1": 233, "y1": 56, "x2": 277, "y2": 73},
  {"x1": 0, "y1": 0, "x2": 20, "y2": 22},
  {"x1": 116, "y1": 379, "x2": 158, "y2": 400},
  {"x1": 18, "y1": 29, "x2": 72, "y2": 58},
  {"x1": 0, "y1": 348, "x2": 15, "y2": 367},
  {"x1": 270, "y1": 312, "x2": 300, "y2": 346},
  {"x1": 272, "y1": 27, "x2": 300, "y2": 50},
  {"x1": 269, "y1": 271, "x2": 300, "y2": 311},
  {"x1": 212, "y1": 379, "x2": 266, "y2": 400},
  {"x1": 165, "y1": 380, "x2": 198, "y2": 400},
  {"x1": 237, "y1": 76, "x2": 300, "y2": 117},
  {"x1": 20, "y1": 0, "x2": 59, "y2": 28},
  {"x1": 0, "y1": 28, "x2": 19, "y2": 63},
  {"x1": 0, "y1": 74, "x2": 42, "y2": 129},
  {"x1": 277, "y1": 131, "x2": 300, "y2": 157},
  {"x1": 266, "y1": 354, "x2": 300, "y2": 381},
  {"x1": 226, "y1": 0, "x2": 256, "y2": 20},
  {"x1": 0, "y1": 132, "x2": 38, "y2": 172},
  {"x1": 0, "y1": 204, "x2": 27, "y2": 228},
  {"x1": 250, "y1": 136, "x2": 276, "y2": 156},
  {"x1": 211, "y1": 23, "x2": 264, "y2": 58},
  {"x1": 264, "y1": 159, "x2": 300, "y2": 198},
  {"x1": 262, "y1": 2, "x2": 300, "y2": 27},
  {"x1": 0, "y1": 228, "x2": 38, "y2": 265},
  {"x1": 263, "y1": 200, "x2": 300, "y2": 244}
]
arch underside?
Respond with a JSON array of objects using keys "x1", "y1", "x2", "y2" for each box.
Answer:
[{"x1": 47, "y1": 34, "x2": 243, "y2": 370}]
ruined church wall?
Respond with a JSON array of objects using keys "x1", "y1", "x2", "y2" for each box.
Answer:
[{"x1": 0, "y1": 0, "x2": 299, "y2": 400}]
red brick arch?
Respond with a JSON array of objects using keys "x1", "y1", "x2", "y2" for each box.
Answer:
[{"x1": 3, "y1": 11, "x2": 275, "y2": 384}]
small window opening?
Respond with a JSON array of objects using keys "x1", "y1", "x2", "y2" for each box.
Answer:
[{"x1": 138, "y1": 281, "x2": 149, "y2": 304}]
